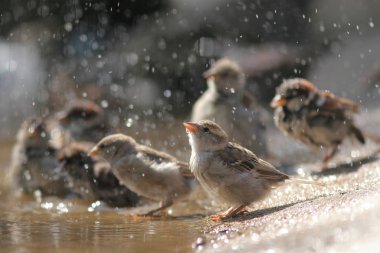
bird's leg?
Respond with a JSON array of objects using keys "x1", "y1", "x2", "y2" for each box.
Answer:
[
  {"x1": 141, "y1": 199, "x2": 173, "y2": 217},
  {"x1": 322, "y1": 146, "x2": 338, "y2": 170},
  {"x1": 209, "y1": 205, "x2": 247, "y2": 221},
  {"x1": 228, "y1": 205, "x2": 248, "y2": 217}
]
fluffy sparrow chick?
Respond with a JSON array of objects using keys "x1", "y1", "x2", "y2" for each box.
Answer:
[
  {"x1": 9, "y1": 117, "x2": 70, "y2": 197},
  {"x1": 184, "y1": 120, "x2": 294, "y2": 221},
  {"x1": 191, "y1": 58, "x2": 267, "y2": 156},
  {"x1": 56, "y1": 99, "x2": 110, "y2": 143},
  {"x1": 88, "y1": 134, "x2": 192, "y2": 216},
  {"x1": 59, "y1": 142, "x2": 139, "y2": 207},
  {"x1": 271, "y1": 78, "x2": 365, "y2": 168}
]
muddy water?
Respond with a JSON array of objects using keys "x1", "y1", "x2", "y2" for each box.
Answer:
[
  {"x1": 0, "y1": 137, "x2": 211, "y2": 253},
  {"x1": 0, "y1": 209, "x2": 206, "y2": 253}
]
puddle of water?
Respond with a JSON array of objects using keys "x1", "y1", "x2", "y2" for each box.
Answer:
[
  {"x1": 0, "y1": 139, "x2": 210, "y2": 253},
  {"x1": 0, "y1": 208, "x2": 206, "y2": 253}
]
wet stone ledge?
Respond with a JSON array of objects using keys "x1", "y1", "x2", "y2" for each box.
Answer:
[{"x1": 196, "y1": 149, "x2": 380, "y2": 252}]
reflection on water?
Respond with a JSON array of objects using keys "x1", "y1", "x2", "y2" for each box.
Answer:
[
  {"x1": 0, "y1": 140, "x2": 207, "y2": 253},
  {"x1": 0, "y1": 206, "x2": 206, "y2": 253}
]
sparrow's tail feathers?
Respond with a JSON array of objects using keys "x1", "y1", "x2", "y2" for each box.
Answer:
[
  {"x1": 288, "y1": 178, "x2": 325, "y2": 186},
  {"x1": 350, "y1": 125, "x2": 366, "y2": 144},
  {"x1": 363, "y1": 131, "x2": 380, "y2": 145}
]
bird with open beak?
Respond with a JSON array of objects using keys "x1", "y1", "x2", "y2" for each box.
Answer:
[
  {"x1": 271, "y1": 78, "x2": 365, "y2": 169},
  {"x1": 88, "y1": 134, "x2": 192, "y2": 216},
  {"x1": 191, "y1": 58, "x2": 268, "y2": 157},
  {"x1": 184, "y1": 120, "x2": 317, "y2": 221}
]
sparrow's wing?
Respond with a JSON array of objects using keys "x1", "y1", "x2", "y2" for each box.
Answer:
[
  {"x1": 218, "y1": 142, "x2": 289, "y2": 183},
  {"x1": 137, "y1": 146, "x2": 193, "y2": 177},
  {"x1": 305, "y1": 91, "x2": 358, "y2": 127},
  {"x1": 307, "y1": 95, "x2": 366, "y2": 145},
  {"x1": 320, "y1": 91, "x2": 359, "y2": 113},
  {"x1": 175, "y1": 161, "x2": 193, "y2": 177}
]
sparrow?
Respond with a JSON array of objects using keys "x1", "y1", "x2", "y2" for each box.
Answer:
[
  {"x1": 271, "y1": 78, "x2": 365, "y2": 168},
  {"x1": 9, "y1": 117, "x2": 70, "y2": 197},
  {"x1": 58, "y1": 142, "x2": 139, "y2": 207},
  {"x1": 184, "y1": 120, "x2": 313, "y2": 221},
  {"x1": 88, "y1": 134, "x2": 192, "y2": 216},
  {"x1": 56, "y1": 99, "x2": 111, "y2": 143},
  {"x1": 191, "y1": 58, "x2": 267, "y2": 157}
]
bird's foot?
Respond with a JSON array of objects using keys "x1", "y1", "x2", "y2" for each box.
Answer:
[
  {"x1": 321, "y1": 162, "x2": 330, "y2": 171},
  {"x1": 140, "y1": 209, "x2": 165, "y2": 217},
  {"x1": 209, "y1": 206, "x2": 248, "y2": 221},
  {"x1": 209, "y1": 213, "x2": 225, "y2": 222},
  {"x1": 130, "y1": 211, "x2": 165, "y2": 221}
]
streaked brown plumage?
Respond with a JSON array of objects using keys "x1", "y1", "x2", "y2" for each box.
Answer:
[
  {"x1": 271, "y1": 78, "x2": 365, "y2": 168},
  {"x1": 184, "y1": 120, "x2": 298, "y2": 221}
]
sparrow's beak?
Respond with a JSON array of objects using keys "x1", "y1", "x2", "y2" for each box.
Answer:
[
  {"x1": 88, "y1": 146, "x2": 99, "y2": 157},
  {"x1": 183, "y1": 122, "x2": 199, "y2": 133},
  {"x1": 28, "y1": 127, "x2": 40, "y2": 138},
  {"x1": 202, "y1": 70, "x2": 219, "y2": 81},
  {"x1": 270, "y1": 94, "x2": 288, "y2": 108},
  {"x1": 56, "y1": 111, "x2": 69, "y2": 124}
]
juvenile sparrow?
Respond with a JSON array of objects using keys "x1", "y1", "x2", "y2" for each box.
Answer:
[
  {"x1": 271, "y1": 78, "x2": 365, "y2": 168},
  {"x1": 191, "y1": 58, "x2": 267, "y2": 157},
  {"x1": 58, "y1": 142, "x2": 140, "y2": 207},
  {"x1": 88, "y1": 134, "x2": 192, "y2": 215},
  {"x1": 9, "y1": 117, "x2": 70, "y2": 197},
  {"x1": 184, "y1": 120, "x2": 306, "y2": 221},
  {"x1": 56, "y1": 99, "x2": 111, "y2": 143}
]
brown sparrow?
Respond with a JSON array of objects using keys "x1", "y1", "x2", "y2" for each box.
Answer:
[
  {"x1": 88, "y1": 134, "x2": 192, "y2": 216},
  {"x1": 271, "y1": 78, "x2": 365, "y2": 168},
  {"x1": 191, "y1": 58, "x2": 267, "y2": 157},
  {"x1": 9, "y1": 117, "x2": 70, "y2": 197},
  {"x1": 56, "y1": 99, "x2": 111, "y2": 143},
  {"x1": 58, "y1": 142, "x2": 139, "y2": 207},
  {"x1": 184, "y1": 120, "x2": 310, "y2": 221}
]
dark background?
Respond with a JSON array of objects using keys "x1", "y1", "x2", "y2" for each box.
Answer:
[{"x1": 1, "y1": 0, "x2": 380, "y2": 138}]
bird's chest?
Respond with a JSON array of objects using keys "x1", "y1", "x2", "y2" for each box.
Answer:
[
  {"x1": 189, "y1": 152, "x2": 211, "y2": 177},
  {"x1": 190, "y1": 152, "x2": 231, "y2": 190},
  {"x1": 275, "y1": 108, "x2": 307, "y2": 133},
  {"x1": 113, "y1": 165, "x2": 145, "y2": 184}
]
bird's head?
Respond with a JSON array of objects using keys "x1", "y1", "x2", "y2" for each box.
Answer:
[
  {"x1": 57, "y1": 99, "x2": 104, "y2": 127},
  {"x1": 203, "y1": 58, "x2": 245, "y2": 94},
  {"x1": 88, "y1": 134, "x2": 136, "y2": 162},
  {"x1": 18, "y1": 117, "x2": 50, "y2": 147},
  {"x1": 184, "y1": 120, "x2": 228, "y2": 152},
  {"x1": 271, "y1": 78, "x2": 318, "y2": 111}
]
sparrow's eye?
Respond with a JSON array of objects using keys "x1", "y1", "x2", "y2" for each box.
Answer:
[
  {"x1": 99, "y1": 144, "x2": 105, "y2": 149},
  {"x1": 203, "y1": 127, "x2": 210, "y2": 133}
]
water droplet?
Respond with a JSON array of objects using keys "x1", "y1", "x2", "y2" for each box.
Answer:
[
  {"x1": 64, "y1": 22, "x2": 72, "y2": 32},
  {"x1": 101, "y1": 100, "x2": 109, "y2": 108},
  {"x1": 126, "y1": 118, "x2": 133, "y2": 127},
  {"x1": 163, "y1": 90, "x2": 171, "y2": 98}
]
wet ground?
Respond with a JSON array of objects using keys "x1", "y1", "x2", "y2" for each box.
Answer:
[{"x1": 1, "y1": 108, "x2": 380, "y2": 252}]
